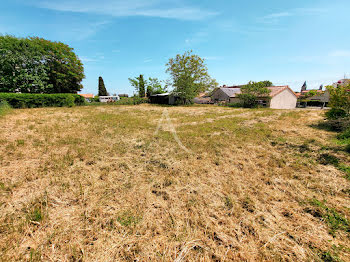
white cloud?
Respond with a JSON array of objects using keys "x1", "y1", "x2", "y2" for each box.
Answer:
[
  {"x1": 66, "y1": 20, "x2": 110, "y2": 41},
  {"x1": 80, "y1": 56, "x2": 97, "y2": 63},
  {"x1": 329, "y1": 50, "x2": 350, "y2": 57},
  {"x1": 263, "y1": 12, "x2": 292, "y2": 19},
  {"x1": 203, "y1": 56, "x2": 223, "y2": 61},
  {"x1": 34, "y1": 0, "x2": 218, "y2": 21},
  {"x1": 260, "y1": 7, "x2": 327, "y2": 24},
  {"x1": 143, "y1": 58, "x2": 152, "y2": 63}
]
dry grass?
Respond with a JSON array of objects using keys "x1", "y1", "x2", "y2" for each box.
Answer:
[{"x1": 0, "y1": 104, "x2": 349, "y2": 261}]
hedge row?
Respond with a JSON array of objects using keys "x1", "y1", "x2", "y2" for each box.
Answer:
[{"x1": 0, "y1": 93, "x2": 85, "y2": 108}]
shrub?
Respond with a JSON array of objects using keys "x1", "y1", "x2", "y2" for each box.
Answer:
[
  {"x1": 325, "y1": 108, "x2": 347, "y2": 120},
  {"x1": 318, "y1": 153, "x2": 339, "y2": 166},
  {"x1": 337, "y1": 129, "x2": 350, "y2": 140},
  {"x1": 72, "y1": 94, "x2": 86, "y2": 106},
  {"x1": 115, "y1": 97, "x2": 148, "y2": 105},
  {"x1": 0, "y1": 100, "x2": 11, "y2": 116},
  {"x1": 345, "y1": 144, "x2": 350, "y2": 153},
  {"x1": 0, "y1": 93, "x2": 85, "y2": 108},
  {"x1": 227, "y1": 102, "x2": 244, "y2": 108},
  {"x1": 320, "y1": 118, "x2": 350, "y2": 132}
]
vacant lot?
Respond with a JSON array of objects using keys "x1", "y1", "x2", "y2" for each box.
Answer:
[{"x1": 0, "y1": 105, "x2": 349, "y2": 261}]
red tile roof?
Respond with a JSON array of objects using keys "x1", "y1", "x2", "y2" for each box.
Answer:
[
  {"x1": 79, "y1": 94, "x2": 94, "y2": 98},
  {"x1": 267, "y1": 86, "x2": 296, "y2": 97}
]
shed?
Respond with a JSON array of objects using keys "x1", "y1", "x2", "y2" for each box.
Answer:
[{"x1": 149, "y1": 93, "x2": 180, "y2": 105}]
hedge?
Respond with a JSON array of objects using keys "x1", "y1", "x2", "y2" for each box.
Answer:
[{"x1": 0, "y1": 93, "x2": 85, "y2": 108}]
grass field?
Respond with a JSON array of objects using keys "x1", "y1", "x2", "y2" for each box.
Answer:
[{"x1": 0, "y1": 104, "x2": 349, "y2": 261}]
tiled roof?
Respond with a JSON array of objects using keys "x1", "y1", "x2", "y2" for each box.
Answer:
[
  {"x1": 79, "y1": 94, "x2": 94, "y2": 98},
  {"x1": 267, "y1": 86, "x2": 293, "y2": 97},
  {"x1": 220, "y1": 88, "x2": 242, "y2": 97}
]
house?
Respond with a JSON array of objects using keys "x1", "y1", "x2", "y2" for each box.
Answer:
[
  {"x1": 99, "y1": 96, "x2": 120, "y2": 103},
  {"x1": 296, "y1": 83, "x2": 330, "y2": 108},
  {"x1": 79, "y1": 94, "x2": 94, "y2": 102},
  {"x1": 332, "y1": 79, "x2": 350, "y2": 87},
  {"x1": 193, "y1": 92, "x2": 213, "y2": 104},
  {"x1": 212, "y1": 86, "x2": 297, "y2": 109},
  {"x1": 307, "y1": 89, "x2": 330, "y2": 107},
  {"x1": 149, "y1": 93, "x2": 181, "y2": 105},
  {"x1": 118, "y1": 94, "x2": 129, "y2": 98},
  {"x1": 212, "y1": 87, "x2": 241, "y2": 102}
]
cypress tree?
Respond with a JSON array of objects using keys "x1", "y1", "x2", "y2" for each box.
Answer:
[
  {"x1": 98, "y1": 76, "x2": 108, "y2": 96},
  {"x1": 139, "y1": 74, "x2": 145, "y2": 97}
]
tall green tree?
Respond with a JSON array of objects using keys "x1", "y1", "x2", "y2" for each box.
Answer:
[
  {"x1": 146, "y1": 77, "x2": 167, "y2": 97},
  {"x1": 129, "y1": 74, "x2": 147, "y2": 97},
  {"x1": 0, "y1": 35, "x2": 84, "y2": 93},
  {"x1": 237, "y1": 81, "x2": 272, "y2": 108},
  {"x1": 139, "y1": 74, "x2": 145, "y2": 97},
  {"x1": 98, "y1": 76, "x2": 108, "y2": 96},
  {"x1": 166, "y1": 51, "x2": 218, "y2": 104}
]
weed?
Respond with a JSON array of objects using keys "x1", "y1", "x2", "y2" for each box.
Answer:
[
  {"x1": 16, "y1": 139, "x2": 25, "y2": 146},
  {"x1": 241, "y1": 196, "x2": 255, "y2": 213},
  {"x1": 224, "y1": 196, "x2": 233, "y2": 210},
  {"x1": 309, "y1": 199, "x2": 350, "y2": 237},
  {"x1": 29, "y1": 248, "x2": 42, "y2": 262},
  {"x1": 0, "y1": 100, "x2": 11, "y2": 117},
  {"x1": 26, "y1": 194, "x2": 48, "y2": 224},
  {"x1": 318, "y1": 154, "x2": 339, "y2": 166},
  {"x1": 338, "y1": 164, "x2": 350, "y2": 180},
  {"x1": 117, "y1": 211, "x2": 142, "y2": 227}
]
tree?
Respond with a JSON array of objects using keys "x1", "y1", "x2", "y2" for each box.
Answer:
[
  {"x1": 139, "y1": 74, "x2": 145, "y2": 97},
  {"x1": 0, "y1": 35, "x2": 85, "y2": 93},
  {"x1": 327, "y1": 84, "x2": 350, "y2": 116},
  {"x1": 237, "y1": 81, "x2": 272, "y2": 108},
  {"x1": 98, "y1": 76, "x2": 108, "y2": 96},
  {"x1": 129, "y1": 74, "x2": 147, "y2": 97},
  {"x1": 146, "y1": 77, "x2": 167, "y2": 97},
  {"x1": 166, "y1": 51, "x2": 218, "y2": 104}
]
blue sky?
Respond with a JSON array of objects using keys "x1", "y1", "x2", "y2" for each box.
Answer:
[{"x1": 1, "y1": 0, "x2": 350, "y2": 95}]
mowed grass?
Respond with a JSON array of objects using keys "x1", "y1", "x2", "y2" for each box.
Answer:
[{"x1": 0, "y1": 104, "x2": 349, "y2": 261}]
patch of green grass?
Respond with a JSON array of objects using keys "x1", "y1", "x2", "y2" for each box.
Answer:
[
  {"x1": 317, "y1": 153, "x2": 350, "y2": 180},
  {"x1": 26, "y1": 194, "x2": 48, "y2": 224},
  {"x1": 338, "y1": 164, "x2": 350, "y2": 180},
  {"x1": 318, "y1": 154, "x2": 339, "y2": 166},
  {"x1": 0, "y1": 101, "x2": 11, "y2": 117},
  {"x1": 27, "y1": 207, "x2": 44, "y2": 223},
  {"x1": 117, "y1": 211, "x2": 142, "y2": 227},
  {"x1": 309, "y1": 198, "x2": 350, "y2": 237},
  {"x1": 16, "y1": 139, "x2": 25, "y2": 146},
  {"x1": 310, "y1": 246, "x2": 342, "y2": 262}
]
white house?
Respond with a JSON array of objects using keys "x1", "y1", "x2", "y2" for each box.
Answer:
[
  {"x1": 99, "y1": 96, "x2": 120, "y2": 103},
  {"x1": 211, "y1": 86, "x2": 297, "y2": 109}
]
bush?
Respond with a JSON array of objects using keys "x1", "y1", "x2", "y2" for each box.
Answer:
[
  {"x1": 227, "y1": 102, "x2": 244, "y2": 108},
  {"x1": 345, "y1": 144, "x2": 350, "y2": 153},
  {"x1": 337, "y1": 129, "x2": 350, "y2": 140},
  {"x1": 0, "y1": 100, "x2": 11, "y2": 116},
  {"x1": 115, "y1": 97, "x2": 148, "y2": 105},
  {"x1": 0, "y1": 93, "x2": 85, "y2": 108},
  {"x1": 72, "y1": 94, "x2": 86, "y2": 106},
  {"x1": 325, "y1": 108, "x2": 347, "y2": 120},
  {"x1": 320, "y1": 118, "x2": 350, "y2": 132}
]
